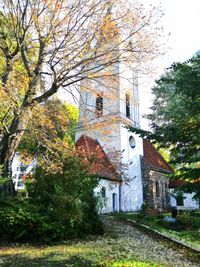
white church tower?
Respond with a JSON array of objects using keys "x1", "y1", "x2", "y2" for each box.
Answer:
[{"x1": 76, "y1": 7, "x2": 144, "y2": 212}]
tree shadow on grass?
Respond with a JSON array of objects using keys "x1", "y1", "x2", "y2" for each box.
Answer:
[{"x1": 0, "y1": 253, "x2": 98, "y2": 267}]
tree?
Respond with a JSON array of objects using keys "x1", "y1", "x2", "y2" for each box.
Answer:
[
  {"x1": 0, "y1": 151, "x2": 103, "y2": 242},
  {"x1": 19, "y1": 98, "x2": 78, "y2": 161},
  {"x1": 129, "y1": 54, "x2": 200, "y2": 198},
  {"x1": 0, "y1": 0, "x2": 162, "y2": 178},
  {"x1": 0, "y1": 98, "x2": 102, "y2": 242}
]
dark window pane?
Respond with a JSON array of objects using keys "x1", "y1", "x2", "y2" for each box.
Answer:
[
  {"x1": 126, "y1": 93, "x2": 130, "y2": 118},
  {"x1": 101, "y1": 187, "x2": 106, "y2": 198},
  {"x1": 96, "y1": 95, "x2": 103, "y2": 116},
  {"x1": 156, "y1": 181, "x2": 159, "y2": 197},
  {"x1": 176, "y1": 196, "x2": 184, "y2": 206}
]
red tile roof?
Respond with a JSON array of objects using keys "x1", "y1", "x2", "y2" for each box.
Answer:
[
  {"x1": 169, "y1": 178, "x2": 200, "y2": 188},
  {"x1": 143, "y1": 140, "x2": 173, "y2": 173},
  {"x1": 169, "y1": 180, "x2": 186, "y2": 188},
  {"x1": 75, "y1": 135, "x2": 120, "y2": 181}
]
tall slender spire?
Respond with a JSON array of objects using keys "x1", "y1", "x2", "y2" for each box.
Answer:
[
  {"x1": 106, "y1": 0, "x2": 113, "y2": 15},
  {"x1": 99, "y1": 2, "x2": 119, "y2": 44}
]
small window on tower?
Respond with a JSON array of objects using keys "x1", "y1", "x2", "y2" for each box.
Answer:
[
  {"x1": 96, "y1": 95, "x2": 103, "y2": 117},
  {"x1": 126, "y1": 93, "x2": 130, "y2": 118}
]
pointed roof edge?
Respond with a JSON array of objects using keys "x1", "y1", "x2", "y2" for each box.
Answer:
[
  {"x1": 169, "y1": 178, "x2": 200, "y2": 188},
  {"x1": 143, "y1": 139, "x2": 173, "y2": 174},
  {"x1": 75, "y1": 135, "x2": 121, "y2": 182}
]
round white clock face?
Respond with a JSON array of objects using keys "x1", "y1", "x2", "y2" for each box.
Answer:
[{"x1": 129, "y1": 136, "x2": 136, "y2": 148}]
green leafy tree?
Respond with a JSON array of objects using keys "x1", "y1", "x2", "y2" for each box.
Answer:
[{"x1": 129, "y1": 54, "x2": 200, "y2": 198}]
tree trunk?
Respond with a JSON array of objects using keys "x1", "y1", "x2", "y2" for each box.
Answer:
[{"x1": 0, "y1": 107, "x2": 32, "y2": 195}]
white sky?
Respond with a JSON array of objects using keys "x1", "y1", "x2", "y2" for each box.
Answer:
[
  {"x1": 58, "y1": 1, "x2": 200, "y2": 128},
  {"x1": 162, "y1": 0, "x2": 200, "y2": 64},
  {"x1": 140, "y1": 0, "x2": 200, "y2": 129}
]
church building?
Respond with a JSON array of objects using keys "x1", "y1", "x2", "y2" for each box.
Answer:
[
  {"x1": 75, "y1": 70, "x2": 174, "y2": 215},
  {"x1": 75, "y1": 54, "x2": 172, "y2": 213},
  {"x1": 75, "y1": 5, "x2": 173, "y2": 213}
]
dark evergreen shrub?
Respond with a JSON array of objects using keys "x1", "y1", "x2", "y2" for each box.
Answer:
[{"x1": 0, "y1": 155, "x2": 104, "y2": 243}]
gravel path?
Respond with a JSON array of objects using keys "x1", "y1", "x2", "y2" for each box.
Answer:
[{"x1": 101, "y1": 215, "x2": 200, "y2": 267}]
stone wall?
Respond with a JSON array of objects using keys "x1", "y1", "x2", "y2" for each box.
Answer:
[{"x1": 141, "y1": 158, "x2": 170, "y2": 211}]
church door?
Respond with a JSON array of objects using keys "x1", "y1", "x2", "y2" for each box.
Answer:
[{"x1": 112, "y1": 193, "x2": 117, "y2": 212}]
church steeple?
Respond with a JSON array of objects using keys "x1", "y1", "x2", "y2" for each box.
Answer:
[
  {"x1": 76, "y1": 1, "x2": 141, "y2": 151},
  {"x1": 106, "y1": 0, "x2": 113, "y2": 15},
  {"x1": 75, "y1": 2, "x2": 144, "y2": 213},
  {"x1": 99, "y1": 2, "x2": 119, "y2": 45}
]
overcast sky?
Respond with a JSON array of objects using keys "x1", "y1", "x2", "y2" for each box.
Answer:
[
  {"x1": 162, "y1": 0, "x2": 200, "y2": 64},
  {"x1": 58, "y1": 1, "x2": 200, "y2": 129},
  {"x1": 140, "y1": 0, "x2": 200, "y2": 128}
]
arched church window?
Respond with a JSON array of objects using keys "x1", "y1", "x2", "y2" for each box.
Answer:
[
  {"x1": 165, "y1": 183, "x2": 168, "y2": 193},
  {"x1": 156, "y1": 181, "x2": 159, "y2": 197},
  {"x1": 96, "y1": 94, "x2": 103, "y2": 117},
  {"x1": 129, "y1": 136, "x2": 136, "y2": 149},
  {"x1": 125, "y1": 93, "x2": 130, "y2": 118},
  {"x1": 101, "y1": 187, "x2": 106, "y2": 198}
]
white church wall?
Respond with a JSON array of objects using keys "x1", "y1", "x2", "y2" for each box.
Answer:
[
  {"x1": 169, "y1": 189, "x2": 177, "y2": 207},
  {"x1": 76, "y1": 78, "x2": 121, "y2": 147},
  {"x1": 78, "y1": 90, "x2": 96, "y2": 126},
  {"x1": 121, "y1": 155, "x2": 143, "y2": 211},
  {"x1": 119, "y1": 61, "x2": 139, "y2": 126},
  {"x1": 97, "y1": 122, "x2": 121, "y2": 155},
  {"x1": 183, "y1": 193, "x2": 199, "y2": 209},
  {"x1": 120, "y1": 125, "x2": 144, "y2": 211},
  {"x1": 94, "y1": 81, "x2": 120, "y2": 117},
  {"x1": 94, "y1": 179, "x2": 120, "y2": 213},
  {"x1": 120, "y1": 126, "x2": 143, "y2": 158},
  {"x1": 76, "y1": 121, "x2": 122, "y2": 158},
  {"x1": 78, "y1": 80, "x2": 120, "y2": 128},
  {"x1": 170, "y1": 189, "x2": 199, "y2": 209}
]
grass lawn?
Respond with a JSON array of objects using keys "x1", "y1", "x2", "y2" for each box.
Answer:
[
  {"x1": 113, "y1": 212, "x2": 200, "y2": 251},
  {"x1": 0, "y1": 215, "x2": 199, "y2": 267},
  {"x1": 0, "y1": 238, "x2": 163, "y2": 267}
]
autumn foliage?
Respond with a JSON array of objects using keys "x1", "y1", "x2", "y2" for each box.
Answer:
[{"x1": 0, "y1": 0, "x2": 163, "y2": 178}]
